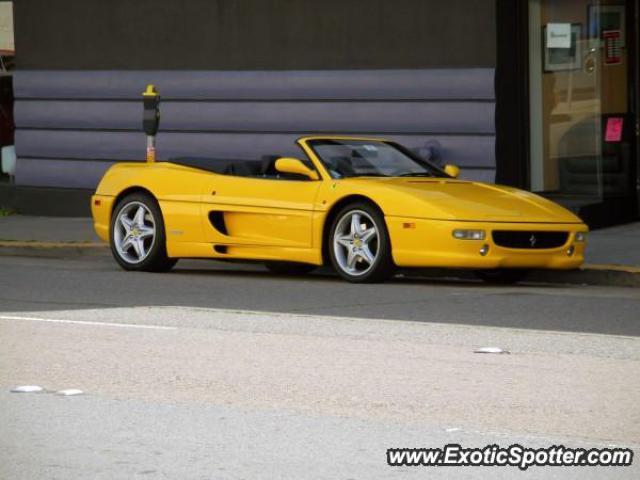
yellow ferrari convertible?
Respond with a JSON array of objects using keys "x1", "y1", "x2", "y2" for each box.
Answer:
[{"x1": 91, "y1": 136, "x2": 588, "y2": 283}]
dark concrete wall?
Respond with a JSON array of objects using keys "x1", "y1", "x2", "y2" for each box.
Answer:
[{"x1": 14, "y1": 0, "x2": 496, "y2": 70}]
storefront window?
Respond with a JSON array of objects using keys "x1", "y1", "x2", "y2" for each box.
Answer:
[{"x1": 528, "y1": 0, "x2": 633, "y2": 211}]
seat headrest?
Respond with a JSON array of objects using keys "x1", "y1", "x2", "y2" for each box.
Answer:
[{"x1": 261, "y1": 155, "x2": 280, "y2": 175}]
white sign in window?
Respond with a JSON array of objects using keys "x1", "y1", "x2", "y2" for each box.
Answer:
[{"x1": 546, "y1": 23, "x2": 572, "y2": 49}]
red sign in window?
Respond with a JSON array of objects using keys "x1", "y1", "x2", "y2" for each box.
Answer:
[
  {"x1": 605, "y1": 117, "x2": 624, "y2": 143},
  {"x1": 603, "y1": 30, "x2": 622, "y2": 65}
]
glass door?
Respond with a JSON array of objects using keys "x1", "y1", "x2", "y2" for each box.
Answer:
[
  {"x1": 528, "y1": 0, "x2": 639, "y2": 227},
  {"x1": 529, "y1": 0, "x2": 606, "y2": 211}
]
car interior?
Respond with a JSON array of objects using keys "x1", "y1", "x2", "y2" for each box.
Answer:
[{"x1": 164, "y1": 155, "x2": 314, "y2": 180}]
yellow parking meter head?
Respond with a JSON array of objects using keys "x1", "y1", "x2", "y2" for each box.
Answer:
[
  {"x1": 142, "y1": 84, "x2": 160, "y2": 136},
  {"x1": 142, "y1": 84, "x2": 157, "y2": 97}
]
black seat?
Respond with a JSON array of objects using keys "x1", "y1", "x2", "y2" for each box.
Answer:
[
  {"x1": 166, "y1": 157, "x2": 262, "y2": 177},
  {"x1": 166, "y1": 157, "x2": 230, "y2": 174},
  {"x1": 224, "y1": 161, "x2": 260, "y2": 177},
  {"x1": 165, "y1": 155, "x2": 311, "y2": 180},
  {"x1": 331, "y1": 156, "x2": 356, "y2": 177},
  {"x1": 260, "y1": 155, "x2": 280, "y2": 176}
]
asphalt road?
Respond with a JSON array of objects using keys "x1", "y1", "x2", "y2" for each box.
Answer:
[
  {"x1": 1, "y1": 252, "x2": 639, "y2": 479},
  {"x1": 0, "y1": 253, "x2": 639, "y2": 336}
]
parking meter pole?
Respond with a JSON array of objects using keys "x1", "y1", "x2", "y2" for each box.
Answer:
[
  {"x1": 146, "y1": 135, "x2": 156, "y2": 163},
  {"x1": 142, "y1": 84, "x2": 160, "y2": 163}
]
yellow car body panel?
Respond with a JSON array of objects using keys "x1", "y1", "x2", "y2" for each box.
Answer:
[{"x1": 92, "y1": 136, "x2": 588, "y2": 270}]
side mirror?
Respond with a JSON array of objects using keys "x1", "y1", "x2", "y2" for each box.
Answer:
[
  {"x1": 275, "y1": 157, "x2": 319, "y2": 180},
  {"x1": 444, "y1": 164, "x2": 460, "y2": 179}
]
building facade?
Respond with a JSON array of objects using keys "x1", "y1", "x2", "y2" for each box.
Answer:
[{"x1": 1, "y1": 0, "x2": 638, "y2": 226}]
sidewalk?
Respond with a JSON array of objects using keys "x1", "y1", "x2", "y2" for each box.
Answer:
[
  {"x1": 584, "y1": 222, "x2": 640, "y2": 266},
  {"x1": 1, "y1": 214, "x2": 639, "y2": 286},
  {"x1": 0, "y1": 215, "x2": 100, "y2": 243},
  {"x1": 0, "y1": 215, "x2": 104, "y2": 254}
]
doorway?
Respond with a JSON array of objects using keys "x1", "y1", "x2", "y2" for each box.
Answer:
[{"x1": 527, "y1": 0, "x2": 639, "y2": 227}]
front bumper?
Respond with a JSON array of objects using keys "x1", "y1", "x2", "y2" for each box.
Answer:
[{"x1": 386, "y1": 217, "x2": 587, "y2": 269}]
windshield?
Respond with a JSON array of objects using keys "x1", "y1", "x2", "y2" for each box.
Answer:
[{"x1": 306, "y1": 139, "x2": 448, "y2": 179}]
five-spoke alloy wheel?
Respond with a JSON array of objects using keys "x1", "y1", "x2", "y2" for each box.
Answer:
[
  {"x1": 110, "y1": 192, "x2": 177, "y2": 272},
  {"x1": 328, "y1": 202, "x2": 394, "y2": 283},
  {"x1": 114, "y1": 201, "x2": 156, "y2": 264}
]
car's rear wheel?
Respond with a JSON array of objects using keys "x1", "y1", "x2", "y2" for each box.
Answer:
[
  {"x1": 328, "y1": 202, "x2": 395, "y2": 283},
  {"x1": 474, "y1": 269, "x2": 529, "y2": 284},
  {"x1": 110, "y1": 192, "x2": 177, "y2": 272},
  {"x1": 264, "y1": 262, "x2": 316, "y2": 275}
]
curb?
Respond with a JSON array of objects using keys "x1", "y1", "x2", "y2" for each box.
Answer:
[
  {"x1": 529, "y1": 264, "x2": 640, "y2": 288},
  {"x1": 402, "y1": 265, "x2": 640, "y2": 288},
  {"x1": 0, "y1": 241, "x2": 109, "y2": 258},
  {"x1": 0, "y1": 241, "x2": 638, "y2": 287}
]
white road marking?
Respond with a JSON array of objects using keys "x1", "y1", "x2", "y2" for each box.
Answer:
[
  {"x1": 474, "y1": 347, "x2": 510, "y2": 354},
  {"x1": 0, "y1": 315, "x2": 176, "y2": 331},
  {"x1": 55, "y1": 389, "x2": 84, "y2": 396},
  {"x1": 11, "y1": 385, "x2": 44, "y2": 393}
]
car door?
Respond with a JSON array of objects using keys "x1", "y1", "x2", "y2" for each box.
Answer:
[{"x1": 200, "y1": 174, "x2": 322, "y2": 248}]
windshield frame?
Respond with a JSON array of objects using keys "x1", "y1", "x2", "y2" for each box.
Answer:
[{"x1": 303, "y1": 138, "x2": 451, "y2": 179}]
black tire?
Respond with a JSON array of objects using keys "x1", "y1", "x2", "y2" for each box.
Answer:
[
  {"x1": 474, "y1": 269, "x2": 529, "y2": 285},
  {"x1": 109, "y1": 192, "x2": 177, "y2": 272},
  {"x1": 327, "y1": 201, "x2": 395, "y2": 283},
  {"x1": 264, "y1": 262, "x2": 317, "y2": 275}
]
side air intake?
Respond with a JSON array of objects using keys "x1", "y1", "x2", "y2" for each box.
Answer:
[{"x1": 208, "y1": 211, "x2": 228, "y2": 235}]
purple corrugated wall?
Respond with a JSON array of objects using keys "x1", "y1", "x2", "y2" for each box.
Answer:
[{"x1": 13, "y1": 69, "x2": 496, "y2": 188}]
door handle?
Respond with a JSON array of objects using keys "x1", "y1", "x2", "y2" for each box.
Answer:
[{"x1": 584, "y1": 47, "x2": 597, "y2": 74}]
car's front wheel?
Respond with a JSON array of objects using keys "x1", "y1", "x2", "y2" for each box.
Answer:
[
  {"x1": 328, "y1": 202, "x2": 395, "y2": 283},
  {"x1": 474, "y1": 269, "x2": 529, "y2": 285},
  {"x1": 110, "y1": 192, "x2": 177, "y2": 272}
]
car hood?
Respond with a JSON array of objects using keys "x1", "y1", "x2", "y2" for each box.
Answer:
[{"x1": 353, "y1": 178, "x2": 583, "y2": 223}]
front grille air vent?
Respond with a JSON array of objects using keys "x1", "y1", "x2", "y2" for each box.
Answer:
[{"x1": 492, "y1": 231, "x2": 569, "y2": 249}]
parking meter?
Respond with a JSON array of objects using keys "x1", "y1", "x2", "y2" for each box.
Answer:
[{"x1": 142, "y1": 84, "x2": 160, "y2": 162}]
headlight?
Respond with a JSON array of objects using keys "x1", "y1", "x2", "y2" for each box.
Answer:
[
  {"x1": 452, "y1": 229, "x2": 486, "y2": 240},
  {"x1": 575, "y1": 232, "x2": 587, "y2": 242}
]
